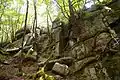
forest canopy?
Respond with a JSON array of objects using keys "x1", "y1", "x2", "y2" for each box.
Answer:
[
  {"x1": 0, "y1": 0, "x2": 116, "y2": 43},
  {"x1": 1, "y1": 0, "x2": 120, "y2": 80}
]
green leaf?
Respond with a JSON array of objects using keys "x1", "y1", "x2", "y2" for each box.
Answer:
[{"x1": 39, "y1": 76, "x2": 44, "y2": 80}]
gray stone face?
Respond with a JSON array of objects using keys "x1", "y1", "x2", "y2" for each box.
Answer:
[
  {"x1": 54, "y1": 75, "x2": 64, "y2": 80},
  {"x1": 89, "y1": 68, "x2": 98, "y2": 79},
  {"x1": 95, "y1": 32, "x2": 111, "y2": 52},
  {"x1": 52, "y1": 23, "x2": 69, "y2": 57},
  {"x1": 70, "y1": 57, "x2": 96, "y2": 73},
  {"x1": 52, "y1": 62, "x2": 69, "y2": 76},
  {"x1": 52, "y1": 27, "x2": 62, "y2": 57}
]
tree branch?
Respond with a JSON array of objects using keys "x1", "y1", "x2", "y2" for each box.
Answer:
[
  {"x1": 54, "y1": 0, "x2": 69, "y2": 19},
  {"x1": 22, "y1": 0, "x2": 29, "y2": 49}
]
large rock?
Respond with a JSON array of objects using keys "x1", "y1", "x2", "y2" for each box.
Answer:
[
  {"x1": 70, "y1": 57, "x2": 97, "y2": 73},
  {"x1": 94, "y1": 32, "x2": 111, "y2": 52},
  {"x1": 52, "y1": 62, "x2": 69, "y2": 76},
  {"x1": 4, "y1": 33, "x2": 33, "y2": 49}
]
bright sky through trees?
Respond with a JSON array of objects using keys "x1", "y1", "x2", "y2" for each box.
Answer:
[
  {"x1": 20, "y1": 0, "x2": 94, "y2": 27},
  {"x1": 20, "y1": 0, "x2": 58, "y2": 28}
]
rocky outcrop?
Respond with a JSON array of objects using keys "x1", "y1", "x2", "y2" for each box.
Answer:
[
  {"x1": 52, "y1": 62, "x2": 69, "y2": 76},
  {"x1": 0, "y1": 2, "x2": 120, "y2": 80}
]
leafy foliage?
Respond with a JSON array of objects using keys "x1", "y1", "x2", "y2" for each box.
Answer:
[
  {"x1": 0, "y1": 0, "x2": 24, "y2": 43},
  {"x1": 0, "y1": 0, "x2": 118, "y2": 43},
  {"x1": 32, "y1": 67, "x2": 55, "y2": 80}
]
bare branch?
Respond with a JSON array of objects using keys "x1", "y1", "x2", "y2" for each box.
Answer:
[
  {"x1": 63, "y1": 0, "x2": 70, "y2": 17},
  {"x1": 22, "y1": 0, "x2": 29, "y2": 48},
  {"x1": 54, "y1": 0, "x2": 69, "y2": 19}
]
